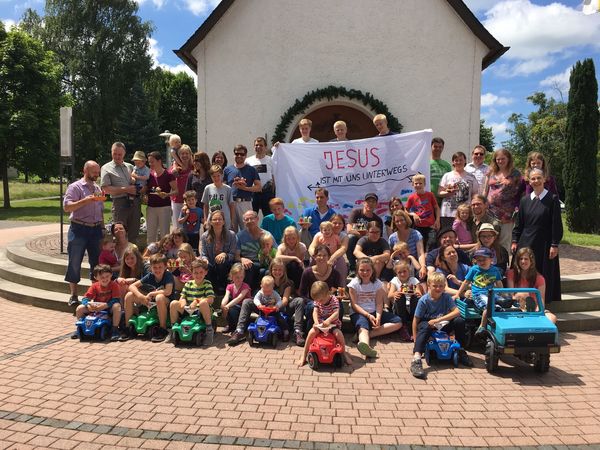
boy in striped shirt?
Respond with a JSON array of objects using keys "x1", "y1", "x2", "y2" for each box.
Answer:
[{"x1": 169, "y1": 259, "x2": 215, "y2": 345}]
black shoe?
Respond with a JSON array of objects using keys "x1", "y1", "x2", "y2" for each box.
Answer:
[
  {"x1": 294, "y1": 330, "x2": 305, "y2": 347},
  {"x1": 68, "y1": 295, "x2": 79, "y2": 307},
  {"x1": 410, "y1": 359, "x2": 425, "y2": 378},
  {"x1": 459, "y1": 350, "x2": 474, "y2": 367},
  {"x1": 110, "y1": 327, "x2": 120, "y2": 342},
  {"x1": 71, "y1": 331, "x2": 79, "y2": 339},
  {"x1": 118, "y1": 330, "x2": 130, "y2": 342},
  {"x1": 227, "y1": 330, "x2": 245, "y2": 346},
  {"x1": 151, "y1": 328, "x2": 169, "y2": 343}
]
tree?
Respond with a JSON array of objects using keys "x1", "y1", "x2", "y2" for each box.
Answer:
[
  {"x1": 479, "y1": 119, "x2": 495, "y2": 152},
  {"x1": 564, "y1": 59, "x2": 599, "y2": 233},
  {"x1": 0, "y1": 23, "x2": 64, "y2": 208},
  {"x1": 21, "y1": 1, "x2": 154, "y2": 166}
]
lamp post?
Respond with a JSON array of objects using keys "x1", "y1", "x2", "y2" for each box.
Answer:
[{"x1": 159, "y1": 130, "x2": 172, "y2": 166}]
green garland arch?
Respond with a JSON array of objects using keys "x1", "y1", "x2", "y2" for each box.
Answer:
[{"x1": 271, "y1": 85, "x2": 403, "y2": 145}]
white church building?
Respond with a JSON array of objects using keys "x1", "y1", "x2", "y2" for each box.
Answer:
[{"x1": 176, "y1": 0, "x2": 508, "y2": 157}]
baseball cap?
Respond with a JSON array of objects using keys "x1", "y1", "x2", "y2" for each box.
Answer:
[
  {"x1": 473, "y1": 247, "x2": 493, "y2": 259},
  {"x1": 364, "y1": 193, "x2": 378, "y2": 202}
]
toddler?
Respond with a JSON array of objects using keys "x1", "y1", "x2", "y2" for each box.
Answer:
[
  {"x1": 388, "y1": 261, "x2": 424, "y2": 341},
  {"x1": 99, "y1": 235, "x2": 120, "y2": 274},
  {"x1": 178, "y1": 190, "x2": 203, "y2": 251},
  {"x1": 258, "y1": 233, "x2": 277, "y2": 276},
  {"x1": 171, "y1": 243, "x2": 195, "y2": 291},
  {"x1": 387, "y1": 241, "x2": 420, "y2": 276},
  {"x1": 131, "y1": 151, "x2": 150, "y2": 200},
  {"x1": 221, "y1": 263, "x2": 251, "y2": 333},
  {"x1": 253, "y1": 276, "x2": 289, "y2": 338}
]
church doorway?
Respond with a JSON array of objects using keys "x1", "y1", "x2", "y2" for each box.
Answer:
[{"x1": 289, "y1": 104, "x2": 377, "y2": 142}]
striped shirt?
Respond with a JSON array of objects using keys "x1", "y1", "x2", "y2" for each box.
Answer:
[
  {"x1": 315, "y1": 295, "x2": 341, "y2": 328},
  {"x1": 180, "y1": 279, "x2": 215, "y2": 304}
]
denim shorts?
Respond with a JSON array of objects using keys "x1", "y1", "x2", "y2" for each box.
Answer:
[{"x1": 350, "y1": 310, "x2": 402, "y2": 331}]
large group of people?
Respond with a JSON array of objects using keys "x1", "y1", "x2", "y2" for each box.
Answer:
[{"x1": 64, "y1": 115, "x2": 563, "y2": 377}]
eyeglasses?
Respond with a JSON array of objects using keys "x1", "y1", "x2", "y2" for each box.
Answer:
[{"x1": 473, "y1": 153, "x2": 485, "y2": 156}]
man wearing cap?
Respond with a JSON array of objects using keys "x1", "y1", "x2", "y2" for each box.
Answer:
[
  {"x1": 64, "y1": 161, "x2": 105, "y2": 307},
  {"x1": 224, "y1": 144, "x2": 261, "y2": 232},
  {"x1": 346, "y1": 193, "x2": 384, "y2": 273},
  {"x1": 101, "y1": 142, "x2": 141, "y2": 243},
  {"x1": 425, "y1": 227, "x2": 471, "y2": 274}
]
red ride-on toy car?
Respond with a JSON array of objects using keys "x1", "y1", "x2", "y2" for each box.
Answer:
[{"x1": 306, "y1": 324, "x2": 344, "y2": 370}]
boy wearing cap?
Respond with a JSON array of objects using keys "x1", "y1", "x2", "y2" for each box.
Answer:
[
  {"x1": 453, "y1": 247, "x2": 503, "y2": 336},
  {"x1": 346, "y1": 193, "x2": 384, "y2": 274},
  {"x1": 131, "y1": 151, "x2": 150, "y2": 200}
]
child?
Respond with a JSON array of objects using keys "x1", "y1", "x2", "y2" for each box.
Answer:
[
  {"x1": 309, "y1": 221, "x2": 340, "y2": 256},
  {"x1": 507, "y1": 247, "x2": 557, "y2": 323},
  {"x1": 296, "y1": 281, "x2": 353, "y2": 367},
  {"x1": 258, "y1": 233, "x2": 277, "y2": 277},
  {"x1": 99, "y1": 236, "x2": 120, "y2": 275},
  {"x1": 171, "y1": 243, "x2": 195, "y2": 291},
  {"x1": 143, "y1": 233, "x2": 181, "y2": 261},
  {"x1": 221, "y1": 263, "x2": 251, "y2": 333},
  {"x1": 253, "y1": 275, "x2": 289, "y2": 339},
  {"x1": 201, "y1": 164, "x2": 234, "y2": 231},
  {"x1": 453, "y1": 247, "x2": 503, "y2": 336},
  {"x1": 388, "y1": 261, "x2": 424, "y2": 341},
  {"x1": 73, "y1": 264, "x2": 122, "y2": 341},
  {"x1": 276, "y1": 226, "x2": 307, "y2": 289},
  {"x1": 348, "y1": 258, "x2": 403, "y2": 358},
  {"x1": 405, "y1": 174, "x2": 441, "y2": 251},
  {"x1": 169, "y1": 259, "x2": 215, "y2": 345},
  {"x1": 410, "y1": 272, "x2": 473, "y2": 378},
  {"x1": 123, "y1": 253, "x2": 174, "y2": 342},
  {"x1": 387, "y1": 241, "x2": 421, "y2": 276},
  {"x1": 260, "y1": 197, "x2": 297, "y2": 245},
  {"x1": 178, "y1": 190, "x2": 203, "y2": 251},
  {"x1": 269, "y1": 257, "x2": 304, "y2": 345},
  {"x1": 452, "y1": 203, "x2": 474, "y2": 249},
  {"x1": 131, "y1": 150, "x2": 150, "y2": 200}
]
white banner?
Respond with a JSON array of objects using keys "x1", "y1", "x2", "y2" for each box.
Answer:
[{"x1": 273, "y1": 129, "x2": 432, "y2": 219}]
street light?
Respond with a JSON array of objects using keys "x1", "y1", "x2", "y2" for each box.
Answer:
[{"x1": 159, "y1": 130, "x2": 172, "y2": 166}]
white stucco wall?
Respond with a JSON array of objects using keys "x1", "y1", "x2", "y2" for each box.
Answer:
[{"x1": 192, "y1": 0, "x2": 489, "y2": 160}]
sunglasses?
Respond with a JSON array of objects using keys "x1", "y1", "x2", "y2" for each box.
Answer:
[
  {"x1": 473, "y1": 153, "x2": 485, "y2": 156},
  {"x1": 234, "y1": 152, "x2": 246, "y2": 157}
]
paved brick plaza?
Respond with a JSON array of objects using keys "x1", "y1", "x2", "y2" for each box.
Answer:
[{"x1": 1, "y1": 298, "x2": 600, "y2": 449}]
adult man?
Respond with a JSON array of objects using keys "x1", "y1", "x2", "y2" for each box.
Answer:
[
  {"x1": 101, "y1": 142, "x2": 141, "y2": 243},
  {"x1": 246, "y1": 137, "x2": 275, "y2": 217},
  {"x1": 429, "y1": 137, "x2": 452, "y2": 205},
  {"x1": 261, "y1": 197, "x2": 297, "y2": 245},
  {"x1": 330, "y1": 120, "x2": 349, "y2": 141},
  {"x1": 223, "y1": 144, "x2": 261, "y2": 231},
  {"x1": 465, "y1": 145, "x2": 489, "y2": 194},
  {"x1": 425, "y1": 228, "x2": 471, "y2": 274},
  {"x1": 64, "y1": 161, "x2": 104, "y2": 306},
  {"x1": 301, "y1": 188, "x2": 336, "y2": 237},
  {"x1": 346, "y1": 193, "x2": 384, "y2": 273},
  {"x1": 470, "y1": 194, "x2": 500, "y2": 242},
  {"x1": 372, "y1": 114, "x2": 398, "y2": 136},
  {"x1": 235, "y1": 210, "x2": 273, "y2": 289},
  {"x1": 292, "y1": 118, "x2": 319, "y2": 143}
]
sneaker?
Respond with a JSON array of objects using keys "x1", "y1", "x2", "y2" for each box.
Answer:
[
  {"x1": 475, "y1": 326, "x2": 486, "y2": 337},
  {"x1": 459, "y1": 350, "x2": 474, "y2": 367},
  {"x1": 164, "y1": 330, "x2": 174, "y2": 344},
  {"x1": 357, "y1": 342, "x2": 378, "y2": 358},
  {"x1": 294, "y1": 330, "x2": 305, "y2": 347},
  {"x1": 68, "y1": 295, "x2": 79, "y2": 307},
  {"x1": 227, "y1": 330, "x2": 245, "y2": 346},
  {"x1": 71, "y1": 331, "x2": 79, "y2": 339},
  {"x1": 110, "y1": 327, "x2": 120, "y2": 342},
  {"x1": 151, "y1": 328, "x2": 169, "y2": 343},
  {"x1": 399, "y1": 327, "x2": 412, "y2": 342},
  {"x1": 352, "y1": 333, "x2": 359, "y2": 344},
  {"x1": 410, "y1": 359, "x2": 425, "y2": 378},
  {"x1": 204, "y1": 326, "x2": 214, "y2": 346},
  {"x1": 118, "y1": 329, "x2": 130, "y2": 342}
]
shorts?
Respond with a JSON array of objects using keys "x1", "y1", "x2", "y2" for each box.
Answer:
[
  {"x1": 350, "y1": 310, "x2": 402, "y2": 331},
  {"x1": 473, "y1": 292, "x2": 510, "y2": 311}
]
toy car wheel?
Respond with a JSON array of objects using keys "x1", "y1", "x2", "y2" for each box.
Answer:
[
  {"x1": 194, "y1": 331, "x2": 204, "y2": 347},
  {"x1": 534, "y1": 354, "x2": 550, "y2": 373},
  {"x1": 271, "y1": 333, "x2": 278, "y2": 348},
  {"x1": 485, "y1": 339, "x2": 499, "y2": 373},
  {"x1": 452, "y1": 351, "x2": 459, "y2": 368},
  {"x1": 307, "y1": 352, "x2": 319, "y2": 370},
  {"x1": 247, "y1": 330, "x2": 257, "y2": 347},
  {"x1": 77, "y1": 326, "x2": 86, "y2": 342},
  {"x1": 333, "y1": 353, "x2": 343, "y2": 368}
]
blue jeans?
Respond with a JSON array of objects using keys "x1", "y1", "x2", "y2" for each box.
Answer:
[{"x1": 64, "y1": 223, "x2": 103, "y2": 284}]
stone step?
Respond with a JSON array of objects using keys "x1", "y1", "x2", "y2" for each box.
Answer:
[
  {"x1": 6, "y1": 242, "x2": 87, "y2": 278},
  {"x1": 561, "y1": 273, "x2": 600, "y2": 294},
  {"x1": 555, "y1": 310, "x2": 600, "y2": 333},
  {"x1": 0, "y1": 250, "x2": 92, "y2": 295},
  {"x1": 0, "y1": 278, "x2": 72, "y2": 313},
  {"x1": 549, "y1": 291, "x2": 600, "y2": 313}
]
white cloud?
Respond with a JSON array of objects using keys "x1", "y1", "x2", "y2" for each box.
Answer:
[
  {"x1": 1, "y1": 18, "x2": 17, "y2": 29},
  {"x1": 481, "y1": 92, "x2": 513, "y2": 107},
  {"x1": 483, "y1": 0, "x2": 600, "y2": 76},
  {"x1": 540, "y1": 66, "x2": 572, "y2": 99},
  {"x1": 148, "y1": 37, "x2": 162, "y2": 67},
  {"x1": 464, "y1": 0, "x2": 497, "y2": 13},
  {"x1": 490, "y1": 121, "x2": 508, "y2": 136},
  {"x1": 134, "y1": 0, "x2": 166, "y2": 8},
  {"x1": 159, "y1": 63, "x2": 198, "y2": 83},
  {"x1": 183, "y1": 0, "x2": 220, "y2": 16}
]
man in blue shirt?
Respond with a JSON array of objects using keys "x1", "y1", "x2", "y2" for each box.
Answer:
[
  {"x1": 224, "y1": 145, "x2": 261, "y2": 232},
  {"x1": 301, "y1": 188, "x2": 336, "y2": 237}
]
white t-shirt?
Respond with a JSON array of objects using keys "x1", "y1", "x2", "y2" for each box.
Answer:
[
  {"x1": 465, "y1": 162, "x2": 489, "y2": 194},
  {"x1": 439, "y1": 171, "x2": 479, "y2": 218},
  {"x1": 390, "y1": 276, "x2": 420, "y2": 294},
  {"x1": 292, "y1": 137, "x2": 319, "y2": 143},
  {"x1": 246, "y1": 154, "x2": 273, "y2": 186},
  {"x1": 347, "y1": 277, "x2": 383, "y2": 314}
]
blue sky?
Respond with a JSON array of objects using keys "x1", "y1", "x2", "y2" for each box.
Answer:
[{"x1": 2, "y1": 0, "x2": 599, "y2": 147}]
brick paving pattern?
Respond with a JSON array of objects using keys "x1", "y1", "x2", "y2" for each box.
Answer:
[{"x1": 1, "y1": 298, "x2": 600, "y2": 448}]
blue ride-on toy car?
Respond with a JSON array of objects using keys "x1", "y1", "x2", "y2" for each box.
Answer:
[
  {"x1": 247, "y1": 306, "x2": 285, "y2": 348},
  {"x1": 481, "y1": 287, "x2": 560, "y2": 373},
  {"x1": 75, "y1": 305, "x2": 112, "y2": 342},
  {"x1": 424, "y1": 321, "x2": 462, "y2": 367}
]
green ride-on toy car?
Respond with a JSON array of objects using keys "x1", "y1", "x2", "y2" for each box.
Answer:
[
  {"x1": 171, "y1": 305, "x2": 216, "y2": 346},
  {"x1": 128, "y1": 284, "x2": 170, "y2": 340}
]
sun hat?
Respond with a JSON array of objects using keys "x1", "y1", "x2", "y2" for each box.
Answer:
[
  {"x1": 477, "y1": 223, "x2": 498, "y2": 236},
  {"x1": 132, "y1": 150, "x2": 147, "y2": 162}
]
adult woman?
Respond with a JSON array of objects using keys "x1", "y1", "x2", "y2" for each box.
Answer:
[
  {"x1": 388, "y1": 209, "x2": 426, "y2": 278},
  {"x1": 483, "y1": 148, "x2": 523, "y2": 252},
  {"x1": 384, "y1": 196, "x2": 408, "y2": 238},
  {"x1": 512, "y1": 168, "x2": 563, "y2": 304},
  {"x1": 110, "y1": 221, "x2": 131, "y2": 262},
  {"x1": 471, "y1": 223, "x2": 509, "y2": 275},
  {"x1": 116, "y1": 244, "x2": 147, "y2": 300},
  {"x1": 521, "y1": 151, "x2": 559, "y2": 197},
  {"x1": 297, "y1": 244, "x2": 343, "y2": 331},
  {"x1": 146, "y1": 151, "x2": 177, "y2": 245},
  {"x1": 199, "y1": 210, "x2": 237, "y2": 292},
  {"x1": 330, "y1": 214, "x2": 349, "y2": 281},
  {"x1": 186, "y1": 151, "x2": 212, "y2": 208},
  {"x1": 211, "y1": 151, "x2": 228, "y2": 169},
  {"x1": 169, "y1": 144, "x2": 193, "y2": 229},
  {"x1": 438, "y1": 151, "x2": 479, "y2": 229},
  {"x1": 353, "y1": 221, "x2": 391, "y2": 280},
  {"x1": 434, "y1": 244, "x2": 469, "y2": 295}
]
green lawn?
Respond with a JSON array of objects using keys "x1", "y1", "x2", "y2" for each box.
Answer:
[
  {"x1": 0, "y1": 182, "x2": 61, "y2": 202},
  {"x1": 561, "y1": 215, "x2": 600, "y2": 247}
]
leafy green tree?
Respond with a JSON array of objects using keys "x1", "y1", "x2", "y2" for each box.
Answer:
[
  {"x1": 21, "y1": 1, "x2": 154, "y2": 166},
  {"x1": 479, "y1": 119, "x2": 495, "y2": 152},
  {"x1": 0, "y1": 23, "x2": 64, "y2": 208},
  {"x1": 564, "y1": 59, "x2": 599, "y2": 233}
]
